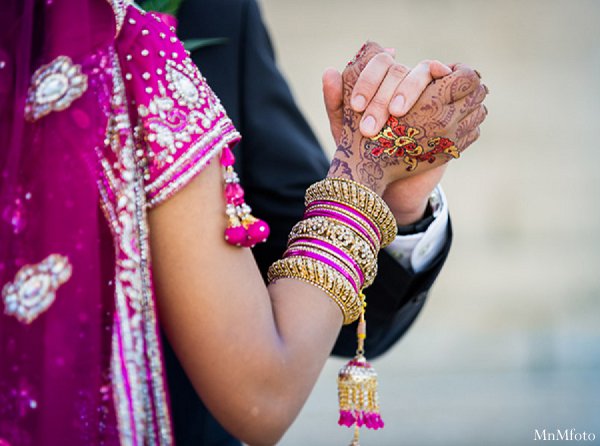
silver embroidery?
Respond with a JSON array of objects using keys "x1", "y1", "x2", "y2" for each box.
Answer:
[
  {"x1": 2, "y1": 254, "x2": 72, "y2": 324},
  {"x1": 138, "y1": 58, "x2": 226, "y2": 169},
  {"x1": 100, "y1": 49, "x2": 173, "y2": 445},
  {"x1": 106, "y1": 0, "x2": 131, "y2": 35},
  {"x1": 164, "y1": 58, "x2": 207, "y2": 109},
  {"x1": 25, "y1": 56, "x2": 88, "y2": 121}
]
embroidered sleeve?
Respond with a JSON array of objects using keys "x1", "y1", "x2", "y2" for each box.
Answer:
[{"x1": 117, "y1": 6, "x2": 240, "y2": 208}]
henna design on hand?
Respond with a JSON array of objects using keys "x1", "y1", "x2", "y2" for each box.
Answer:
[
  {"x1": 366, "y1": 117, "x2": 459, "y2": 171},
  {"x1": 328, "y1": 42, "x2": 488, "y2": 194}
]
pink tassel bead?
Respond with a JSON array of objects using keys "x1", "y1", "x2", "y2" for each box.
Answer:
[
  {"x1": 246, "y1": 219, "x2": 270, "y2": 245},
  {"x1": 221, "y1": 147, "x2": 235, "y2": 167},
  {"x1": 225, "y1": 183, "x2": 245, "y2": 205},
  {"x1": 338, "y1": 410, "x2": 356, "y2": 427},
  {"x1": 224, "y1": 225, "x2": 247, "y2": 246}
]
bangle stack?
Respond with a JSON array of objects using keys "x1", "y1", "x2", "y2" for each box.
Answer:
[
  {"x1": 268, "y1": 177, "x2": 395, "y2": 443},
  {"x1": 268, "y1": 177, "x2": 396, "y2": 324}
]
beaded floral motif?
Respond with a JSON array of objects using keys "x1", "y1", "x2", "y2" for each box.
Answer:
[
  {"x1": 25, "y1": 56, "x2": 88, "y2": 121},
  {"x1": 2, "y1": 254, "x2": 72, "y2": 324},
  {"x1": 368, "y1": 116, "x2": 459, "y2": 171},
  {"x1": 137, "y1": 60, "x2": 223, "y2": 169}
]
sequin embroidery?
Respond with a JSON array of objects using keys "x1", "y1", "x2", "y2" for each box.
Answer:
[
  {"x1": 106, "y1": 0, "x2": 131, "y2": 35},
  {"x1": 2, "y1": 254, "x2": 72, "y2": 324},
  {"x1": 137, "y1": 61, "x2": 223, "y2": 169},
  {"x1": 25, "y1": 56, "x2": 88, "y2": 121}
]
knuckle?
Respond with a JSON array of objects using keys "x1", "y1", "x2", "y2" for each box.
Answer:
[
  {"x1": 388, "y1": 63, "x2": 408, "y2": 78},
  {"x1": 374, "y1": 52, "x2": 394, "y2": 65}
]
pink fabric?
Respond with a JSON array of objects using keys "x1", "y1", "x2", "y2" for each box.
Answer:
[{"x1": 0, "y1": 2, "x2": 240, "y2": 444}]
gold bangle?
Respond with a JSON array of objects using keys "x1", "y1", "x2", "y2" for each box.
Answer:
[
  {"x1": 268, "y1": 256, "x2": 362, "y2": 324},
  {"x1": 288, "y1": 217, "x2": 378, "y2": 283},
  {"x1": 287, "y1": 235, "x2": 378, "y2": 289},
  {"x1": 286, "y1": 242, "x2": 364, "y2": 289},
  {"x1": 305, "y1": 178, "x2": 397, "y2": 248},
  {"x1": 304, "y1": 202, "x2": 381, "y2": 252}
]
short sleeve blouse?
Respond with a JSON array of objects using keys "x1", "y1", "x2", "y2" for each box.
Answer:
[{"x1": 116, "y1": 6, "x2": 240, "y2": 207}]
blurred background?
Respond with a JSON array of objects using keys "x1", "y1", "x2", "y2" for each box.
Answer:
[{"x1": 257, "y1": 0, "x2": 600, "y2": 444}]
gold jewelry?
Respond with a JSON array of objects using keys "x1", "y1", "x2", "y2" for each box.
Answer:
[
  {"x1": 305, "y1": 178, "x2": 397, "y2": 248},
  {"x1": 268, "y1": 256, "x2": 362, "y2": 324}
]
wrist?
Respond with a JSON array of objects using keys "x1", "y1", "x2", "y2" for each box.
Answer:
[{"x1": 390, "y1": 199, "x2": 429, "y2": 226}]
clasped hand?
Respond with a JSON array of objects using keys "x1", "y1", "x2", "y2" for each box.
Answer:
[{"x1": 324, "y1": 42, "x2": 488, "y2": 224}]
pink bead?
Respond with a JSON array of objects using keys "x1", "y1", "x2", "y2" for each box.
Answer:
[
  {"x1": 246, "y1": 219, "x2": 270, "y2": 245},
  {"x1": 224, "y1": 225, "x2": 247, "y2": 246},
  {"x1": 225, "y1": 183, "x2": 244, "y2": 205},
  {"x1": 337, "y1": 410, "x2": 355, "y2": 427},
  {"x1": 220, "y1": 147, "x2": 235, "y2": 167}
]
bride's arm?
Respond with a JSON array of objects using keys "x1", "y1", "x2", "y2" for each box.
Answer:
[
  {"x1": 149, "y1": 41, "x2": 486, "y2": 446},
  {"x1": 150, "y1": 160, "x2": 342, "y2": 446}
]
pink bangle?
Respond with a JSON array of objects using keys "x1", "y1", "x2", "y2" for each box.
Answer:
[
  {"x1": 307, "y1": 200, "x2": 382, "y2": 242},
  {"x1": 290, "y1": 237, "x2": 365, "y2": 286},
  {"x1": 284, "y1": 249, "x2": 360, "y2": 293},
  {"x1": 303, "y1": 208, "x2": 379, "y2": 252}
]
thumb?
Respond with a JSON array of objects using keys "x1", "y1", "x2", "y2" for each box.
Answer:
[{"x1": 322, "y1": 67, "x2": 344, "y2": 143}]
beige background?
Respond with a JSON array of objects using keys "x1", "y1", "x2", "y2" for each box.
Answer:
[{"x1": 257, "y1": 0, "x2": 600, "y2": 444}]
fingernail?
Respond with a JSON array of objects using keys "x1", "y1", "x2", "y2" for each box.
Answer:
[
  {"x1": 362, "y1": 115, "x2": 376, "y2": 134},
  {"x1": 483, "y1": 84, "x2": 490, "y2": 94},
  {"x1": 474, "y1": 69, "x2": 482, "y2": 78},
  {"x1": 390, "y1": 95, "x2": 405, "y2": 113},
  {"x1": 352, "y1": 95, "x2": 367, "y2": 110},
  {"x1": 483, "y1": 105, "x2": 488, "y2": 115}
]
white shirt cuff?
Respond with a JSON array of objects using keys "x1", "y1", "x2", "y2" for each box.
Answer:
[{"x1": 384, "y1": 185, "x2": 449, "y2": 274}]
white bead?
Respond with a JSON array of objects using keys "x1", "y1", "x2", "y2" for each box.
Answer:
[
  {"x1": 145, "y1": 87, "x2": 153, "y2": 94},
  {"x1": 128, "y1": 18, "x2": 136, "y2": 25},
  {"x1": 159, "y1": 51, "x2": 166, "y2": 57},
  {"x1": 141, "y1": 49, "x2": 149, "y2": 57},
  {"x1": 141, "y1": 29, "x2": 149, "y2": 36},
  {"x1": 142, "y1": 72, "x2": 151, "y2": 80},
  {"x1": 125, "y1": 73, "x2": 132, "y2": 80}
]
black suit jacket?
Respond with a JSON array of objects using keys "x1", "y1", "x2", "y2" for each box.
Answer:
[{"x1": 163, "y1": 0, "x2": 453, "y2": 444}]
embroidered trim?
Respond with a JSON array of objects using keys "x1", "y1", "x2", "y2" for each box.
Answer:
[
  {"x1": 145, "y1": 121, "x2": 239, "y2": 207},
  {"x1": 100, "y1": 48, "x2": 173, "y2": 446},
  {"x1": 2, "y1": 254, "x2": 72, "y2": 324},
  {"x1": 106, "y1": 0, "x2": 131, "y2": 35},
  {"x1": 25, "y1": 56, "x2": 88, "y2": 121}
]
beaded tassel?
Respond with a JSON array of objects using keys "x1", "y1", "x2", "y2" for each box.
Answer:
[
  {"x1": 221, "y1": 146, "x2": 270, "y2": 247},
  {"x1": 338, "y1": 292, "x2": 384, "y2": 445}
]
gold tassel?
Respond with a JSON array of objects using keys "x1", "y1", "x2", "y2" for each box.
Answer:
[{"x1": 337, "y1": 292, "x2": 384, "y2": 445}]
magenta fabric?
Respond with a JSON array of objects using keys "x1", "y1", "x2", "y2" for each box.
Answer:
[
  {"x1": 0, "y1": 2, "x2": 120, "y2": 444},
  {"x1": 0, "y1": 1, "x2": 240, "y2": 445}
]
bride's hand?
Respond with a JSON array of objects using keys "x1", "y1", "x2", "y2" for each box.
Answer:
[{"x1": 328, "y1": 41, "x2": 488, "y2": 195}]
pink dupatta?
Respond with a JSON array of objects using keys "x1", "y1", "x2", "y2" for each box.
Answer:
[{"x1": 0, "y1": 1, "x2": 240, "y2": 444}]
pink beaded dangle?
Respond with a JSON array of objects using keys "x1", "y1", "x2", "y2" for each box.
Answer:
[
  {"x1": 221, "y1": 146, "x2": 270, "y2": 247},
  {"x1": 337, "y1": 292, "x2": 384, "y2": 446}
]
